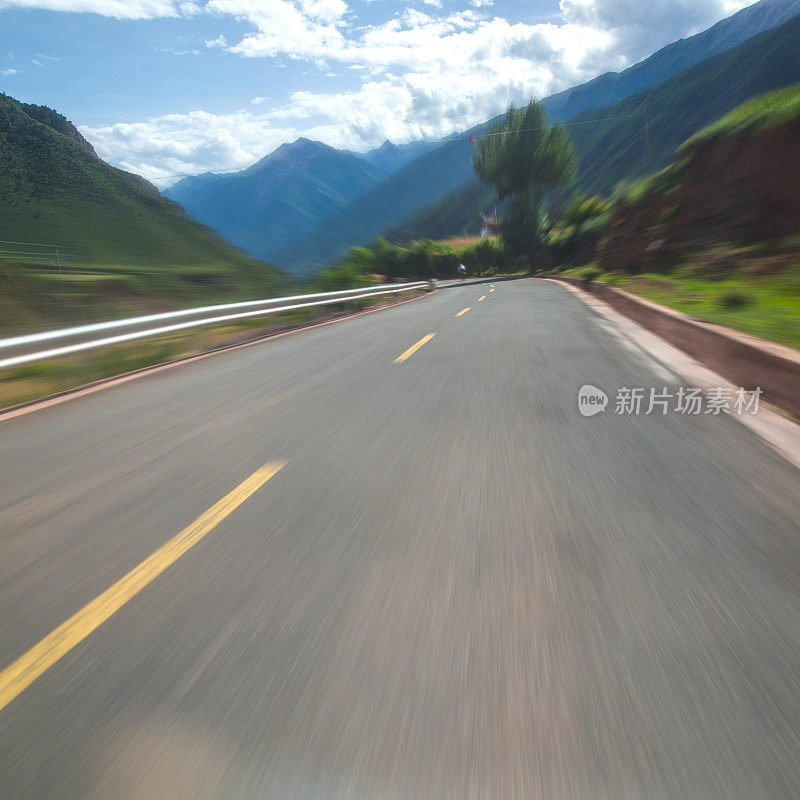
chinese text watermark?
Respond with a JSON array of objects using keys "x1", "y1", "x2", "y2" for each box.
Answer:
[{"x1": 578, "y1": 385, "x2": 762, "y2": 418}]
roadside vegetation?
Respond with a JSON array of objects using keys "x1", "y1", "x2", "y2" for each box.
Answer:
[
  {"x1": 312, "y1": 235, "x2": 511, "y2": 285},
  {"x1": 558, "y1": 261, "x2": 800, "y2": 351},
  {"x1": 472, "y1": 101, "x2": 576, "y2": 261},
  {"x1": 546, "y1": 85, "x2": 800, "y2": 351}
]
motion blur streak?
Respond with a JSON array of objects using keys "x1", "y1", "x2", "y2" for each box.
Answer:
[
  {"x1": 0, "y1": 280, "x2": 798, "y2": 798},
  {"x1": 0, "y1": 462, "x2": 286, "y2": 714}
]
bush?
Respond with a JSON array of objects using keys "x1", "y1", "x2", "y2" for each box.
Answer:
[
  {"x1": 457, "y1": 238, "x2": 509, "y2": 276},
  {"x1": 312, "y1": 264, "x2": 372, "y2": 292},
  {"x1": 718, "y1": 290, "x2": 754, "y2": 311},
  {"x1": 582, "y1": 267, "x2": 602, "y2": 286}
]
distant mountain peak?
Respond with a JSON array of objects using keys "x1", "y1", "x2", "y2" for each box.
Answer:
[{"x1": 543, "y1": 0, "x2": 800, "y2": 120}]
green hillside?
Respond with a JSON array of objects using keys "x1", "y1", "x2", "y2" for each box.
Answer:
[
  {"x1": 684, "y1": 82, "x2": 800, "y2": 145},
  {"x1": 554, "y1": 85, "x2": 800, "y2": 350},
  {"x1": 0, "y1": 93, "x2": 287, "y2": 305},
  {"x1": 391, "y1": 12, "x2": 800, "y2": 244}
]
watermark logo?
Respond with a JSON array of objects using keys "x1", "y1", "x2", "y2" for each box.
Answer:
[
  {"x1": 578, "y1": 384, "x2": 609, "y2": 417},
  {"x1": 577, "y1": 385, "x2": 762, "y2": 417}
]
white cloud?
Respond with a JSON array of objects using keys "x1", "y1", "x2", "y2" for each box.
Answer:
[
  {"x1": 0, "y1": 0, "x2": 186, "y2": 19},
  {"x1": 82, "y1": 110, "x2": 337, "y2": 187},
  {"x1": 206, "y1": 0, "x2": 348, "y2": 60},
  {"x1": 160, "y1": 46, "x2": 201, "y2": 55},
  {"x1": 2, "y1": 67, "x2": 18, "y2": 75},
  {"x1": 69, "y1": 0, "x2": 758, "y2": 182},
  {"x1": 559, "y1": 0, "x2": 755, "y2": 61}
]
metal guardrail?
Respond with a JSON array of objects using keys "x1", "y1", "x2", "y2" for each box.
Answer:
[{"x1": 0, "y1": 281, "x2": 432, "y2": 371}]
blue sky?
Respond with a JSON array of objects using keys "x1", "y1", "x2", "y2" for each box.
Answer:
[{"x1": 0, "y1": 0, "x2": 753, "y2": 185}]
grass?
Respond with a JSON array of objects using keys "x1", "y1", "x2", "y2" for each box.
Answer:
[
  {"x1": 559, "y1": 263, "x2": 800, "y2": 351},
  {"x1": 441, "y1": 235, "x2": 495, "y2": 249},
  {"x1": 616, "y1": 270, "x2": 800, "y2": 350},
  {"x1": 684, "y1": 83, "x2": 800, "y2": 148}
]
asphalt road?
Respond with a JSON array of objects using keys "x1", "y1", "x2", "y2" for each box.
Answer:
[{"x1": 1, "y1": 278, "x2": 798, "y2": 799}]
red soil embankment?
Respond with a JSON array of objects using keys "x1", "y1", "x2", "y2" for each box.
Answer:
[{"x1": 599, "y1": 121, "x2": 800, "y2": 271}]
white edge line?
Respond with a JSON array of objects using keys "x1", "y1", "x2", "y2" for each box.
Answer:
[
  {"x1": 545, "y1": 278, "x2": 800, "y2": 472},
  {"x1": 0, "y1": 285, "x2": 427, "y2": 370},
  {"x1": 0, "y1": 286, "x2": 436, "y2": 421},
  {"x1": 0, "y1": 282, "x2": 428, "y2": 351}
]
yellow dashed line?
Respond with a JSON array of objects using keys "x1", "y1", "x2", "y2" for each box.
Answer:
[
  {"x1": 0, "y1": 461, "x2": 287, "y2": 713},
  {"x1": 394, "y1": 334, "x2": 436, "y2": 363}
]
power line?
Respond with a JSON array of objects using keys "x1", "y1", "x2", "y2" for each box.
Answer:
[{"x1": 0, "y1": 238, "x2": 60, "y2": 248}]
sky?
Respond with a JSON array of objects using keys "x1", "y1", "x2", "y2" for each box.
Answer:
[{"x1": 0, "y1": 0, "x2": 755, "y2": 186}]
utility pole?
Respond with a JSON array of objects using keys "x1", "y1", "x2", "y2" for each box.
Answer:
[{"x1": 55, "y1": 245, "x2": 66, "y2": 303}]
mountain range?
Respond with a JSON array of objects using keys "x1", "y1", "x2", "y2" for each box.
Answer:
[
  {"x1": 165, "y1": 139, "x2": 388, "y2": 274},
  {"x1": 162, "y1": 0, "x2": 800, "y2": 276}
]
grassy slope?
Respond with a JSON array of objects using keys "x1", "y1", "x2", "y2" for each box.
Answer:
[
  {"x1": 685, "y1": 82, "x2": 800, "y2": 145},
  {"x1": 619, "y1": 269, "x2": 800, "y2": 350},
  {"x1": 0, "y1": 93, "x2": 291, "y2": 332},
  {"x1": 0, "y1": 96, "x2": 287, "y2": 273},
  {"x1": 561, "y1": 262, "x2": 800, "y2": 350}
]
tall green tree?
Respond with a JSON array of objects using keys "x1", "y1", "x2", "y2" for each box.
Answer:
[{"x1": 473, "y1": 100, "x2": 576, "y2": 260}]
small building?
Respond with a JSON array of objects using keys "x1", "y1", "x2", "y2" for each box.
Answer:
[{"x1": 481, "y1": 212, "x2": 499, "y2": 238}]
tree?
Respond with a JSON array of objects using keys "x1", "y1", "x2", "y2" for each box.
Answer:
[
  {"x1": 473, "y1": 100, "x2": 576, "y2": 261},
  {"x1": 372, "y1": 237, "x2": 400, "y2": 282},
  {"x1": 561, "y1": 193, "x2": 610, "y2": 231}
]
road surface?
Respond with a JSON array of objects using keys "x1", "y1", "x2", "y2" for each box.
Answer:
[{"x1": 1, "y1": 278, "x2": 798, "y2": 799}]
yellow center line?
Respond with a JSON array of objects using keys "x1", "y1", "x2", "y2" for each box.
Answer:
[
  {"x1": 477, "y1": 295, "x2": 487, "y2": 302},
  {"x1": 0, "y1": 461, "x2": 287, "y2": 714},
  {"x1": 455, "y1": 307, "x2": 471, "y2": 317},
  {"x1": 394, "y1": 333, "x2": 435, "y2": 363},
  {"x1": 489, "y1": 288, "x2": 495, "y2": 292}
]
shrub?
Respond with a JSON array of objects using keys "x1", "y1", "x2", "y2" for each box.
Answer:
[
  {"x1": 718, "y1": 290, "x2": 753, "y2": 311},
  {"x1": 457, "y1": 238, "x2": 508, "y2": 275},
  {"x1": 582, "y1": 267, "x2": 602, "y2": 286}
]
